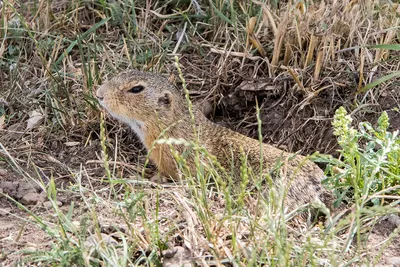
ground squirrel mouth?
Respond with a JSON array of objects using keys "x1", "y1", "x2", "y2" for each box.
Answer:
[{"x1": 97, "y1": 97, "x2": 105, "y2": 109}]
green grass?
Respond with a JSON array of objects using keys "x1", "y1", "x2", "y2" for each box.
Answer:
[{"x1": 1, "y1": 0, "x2": 400, "y2": 266}]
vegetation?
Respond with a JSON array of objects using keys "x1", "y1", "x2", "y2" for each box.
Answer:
[{"x1": 0, "y1": 0, "x2": 399, "y2": 266}]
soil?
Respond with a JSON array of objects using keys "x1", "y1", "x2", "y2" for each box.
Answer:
[{"x1": 366, "y1": 218, "x2": 400, "y2": 266}]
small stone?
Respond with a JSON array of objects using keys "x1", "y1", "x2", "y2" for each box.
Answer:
[
  {"x1": 20, "y1": 192, "x2": 44, "y2": 205},
  {"x1": 43, "y1": 200, "x2": 62, "y2": 208},
  {"x1": 0, "y1": 169, "x2": 7, "y2": 177},
  {"x1": 388, "y1": 214, "x2": 400, "y2": 227},
  {"x1": 162, "y1": 246, "x2": 192, "y2": 267},
  {"x1": 162, "y1": 247, "x2": 178, "y2": 258},
  {"x1": 16, "y1": 181, "x2": 41, "y2": 199},
  {"x1": 0, "y1": 181, "x2": 15, "y2": 195},
  {"x1": 0, "y1": 207, "x2": 11, "y2": 216}
]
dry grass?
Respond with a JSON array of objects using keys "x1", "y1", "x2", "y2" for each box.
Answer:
[{"x1": 1, "y1": 0, "x2": 400, "y2": 266}]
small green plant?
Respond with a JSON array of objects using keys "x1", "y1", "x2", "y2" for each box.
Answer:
[
  {"x1": 359, "y1": 44, "x2": 400, "y2": 94},
  {"x1": 323, "y1": 106, "x2": 400, "y2": 206}
]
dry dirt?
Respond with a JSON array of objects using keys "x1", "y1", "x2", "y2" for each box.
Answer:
[{"x1": 178, "y1": 54, "x2": 400, "y2": 157}]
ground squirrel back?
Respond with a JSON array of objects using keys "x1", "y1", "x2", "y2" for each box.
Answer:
[{"x1": 96, "y1": 69, "x2": 333, "y2": 212}]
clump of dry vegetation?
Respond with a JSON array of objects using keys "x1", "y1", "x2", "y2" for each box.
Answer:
[{"x1": 0, "y1": 0, "x2": 400, "y2": 266}]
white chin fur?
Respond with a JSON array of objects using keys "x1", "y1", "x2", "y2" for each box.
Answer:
[
  {"x1": 98, "y1": 100, "x2": 105, "y2": 107},
  {"x1": 107, "y1": 111, "x2": 146, "y2": 144},
  {"x1": 127, "y1": 119, "x2": 145, "y2": 144},
  {"x1": 99, "y1": 102, "x2": 146, "y2": 144}
]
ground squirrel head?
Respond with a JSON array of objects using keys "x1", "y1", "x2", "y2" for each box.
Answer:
[{"x1": 96, "y1": 69, "x2": 189, "y2": 143}]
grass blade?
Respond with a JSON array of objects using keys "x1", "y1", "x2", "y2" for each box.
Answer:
[
  {"x1": 358, "y1": 71, "x2": 400, "y2": 94},
  {"x1": 55, "y1": 18, "x2": 110, "y2": 66},
  {"x1": 367, "y1": 44, "x2": 400, "y2": 50}
]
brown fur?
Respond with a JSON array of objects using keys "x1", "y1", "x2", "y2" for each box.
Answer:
[{"x1": 96, "y1": 69, "x2": 334, "y2": 212}]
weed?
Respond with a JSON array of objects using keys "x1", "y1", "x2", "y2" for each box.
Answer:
[{"x1": 322, "y1": 107, "x2": 400, "y2": 206}]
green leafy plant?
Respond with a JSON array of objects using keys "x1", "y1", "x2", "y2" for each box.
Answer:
[{"x1": 323, "y1": 107, "x2": 400, "y2": 206}]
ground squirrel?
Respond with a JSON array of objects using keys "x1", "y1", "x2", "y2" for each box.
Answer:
[{"x1": 96, "y1": 69, "x2": 333, "y2": 212}]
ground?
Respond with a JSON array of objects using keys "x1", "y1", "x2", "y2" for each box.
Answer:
[{"x1": 1, "y1": 0, "x2": 400, "y2": 266}]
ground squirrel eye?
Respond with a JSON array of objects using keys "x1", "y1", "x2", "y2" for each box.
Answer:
[{"x1": 128, "y1": 85, "x2": 144, "y2": 93}]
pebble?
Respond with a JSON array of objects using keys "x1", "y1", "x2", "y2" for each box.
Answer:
[
  {"x1": 0, "y1": 207, "x2": 11, "y2": 216},
  {"x1": 16, "y1": 181, "x2": 41, "y2": 199},
  {"x1": 162, "y1": 246, "x2": 192, "y2": 267},
  {"x1": 20, "y1": 192, "x2": 44, "y2": 205},
  {"x1": 0, "y1": 169, "x2": 7, "y2": 177},
  {"x1": 0, "y1": 181, "x2": 15, "y2": 195},
  {"x1": 388, "y1": 214, "x2": 400, "y2": 227},
  {"x1": 43, "y1": 200, "x2": 63, "y2": 209}
]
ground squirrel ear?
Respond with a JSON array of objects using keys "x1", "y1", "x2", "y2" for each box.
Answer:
[{"x1": 158, "y1": 91, "x2": 172, "y2": 107}]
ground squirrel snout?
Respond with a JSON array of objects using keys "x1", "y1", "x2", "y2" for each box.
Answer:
[
  {"x1": 97, "y1": 69, "x2": 333, "y2": 212},
  {"x1": 97, "y1": 70, "x2": 183, "y2": 145}
]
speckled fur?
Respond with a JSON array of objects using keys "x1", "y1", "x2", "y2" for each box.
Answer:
[{"x1": 96, "y1": 69, "x2": 333, "y2": 212}]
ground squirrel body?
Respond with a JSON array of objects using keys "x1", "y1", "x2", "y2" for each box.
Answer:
[{"x1": 96, "y1": 70, "x2": 333, "y2": 211}]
